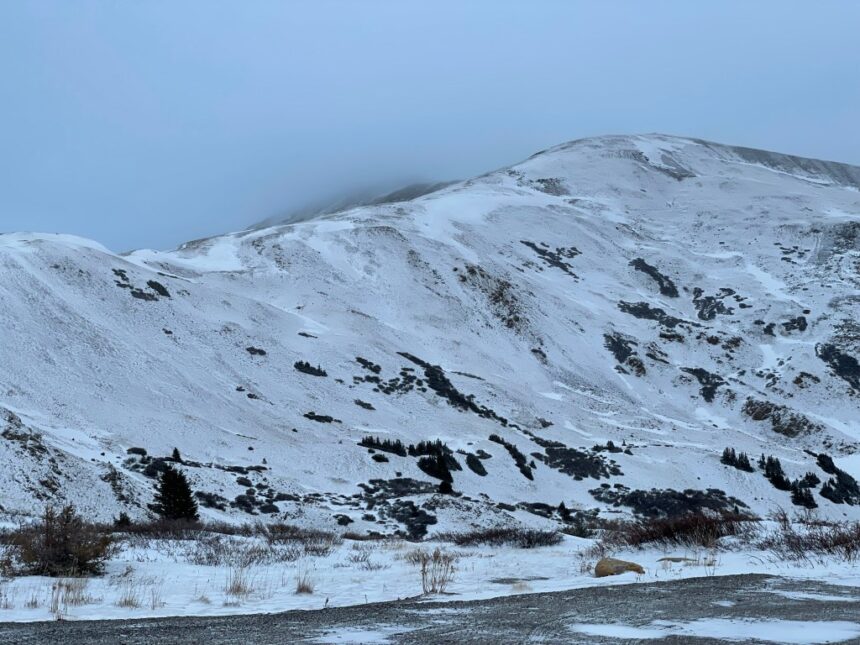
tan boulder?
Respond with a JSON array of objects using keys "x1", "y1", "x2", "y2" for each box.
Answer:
[{"x1": 594, "y1": 557, "x2": 645, "y2": 578}]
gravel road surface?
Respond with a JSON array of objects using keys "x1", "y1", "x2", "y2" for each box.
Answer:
[{"x1": 2, "y1": 574, "x2": 859, "y2": 644}]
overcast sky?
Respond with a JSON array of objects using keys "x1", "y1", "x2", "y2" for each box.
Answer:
[{"x1": 1, "y1": 1, "x2": 859, "y2": 252}]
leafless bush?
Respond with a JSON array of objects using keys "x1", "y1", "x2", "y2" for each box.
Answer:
[
  {"x1": 115, "y1": 579, "x2": 142, "y2": 608},
  {"x1": 605, "y1": 513, "x2": 759, "y2": 549},
  {"x1": 294, "y1": 570, "x2": 314, "y2": 595},
  {"x1": 437, "y1": 528, "x2": 562, "y2": 549},
  {"x1": 759, "y1": 521, "x2": 860, "y2": 563},
  {"x1": 410, "y1": 548, "x2": 457, "y2": 594},
  {"x1": 148, "y1": 584, "x2": 164, "y2": 611},
  {"x1": 342, "y1": 531, "x2": 387, "y2": 542},
  {"x1": 0, "y1": 582, "x2": 13, "y2": 610},
  {"x1": 260, "y1": 523, "x2": 340, "y2": 557},
  {"x1": 347, "y1": 543, "x2": 388, "y2": 571},
  {"x1": 114, "y1": 519, "x2": 256, "y2": 543},
  {"x1": 224, "y1": 565, "x2": 254, "y2": 600},
  {"x1": 8, "y1": 506, "x2": 113, "y2": 576},
  {"x1": 182, "y1": 533, "x2": 305, "y2": 567}
]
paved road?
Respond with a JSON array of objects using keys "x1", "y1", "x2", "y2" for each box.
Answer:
[{"x1": 2, "y1": 575, "x2": 859, "y2": 644}]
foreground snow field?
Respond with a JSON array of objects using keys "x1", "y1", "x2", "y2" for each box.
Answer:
[{"x1": 0, "y1": 532, "x2": 858, "y2": 623}]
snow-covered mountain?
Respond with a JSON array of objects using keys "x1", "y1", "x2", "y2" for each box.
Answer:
[{"x1": 2, "y1": 134, "x2": 859, "y2": 534}]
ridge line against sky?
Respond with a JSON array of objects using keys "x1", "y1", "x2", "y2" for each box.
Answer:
[{"x1": 1, "y1": 1, "x2": 858, "y2": 252}]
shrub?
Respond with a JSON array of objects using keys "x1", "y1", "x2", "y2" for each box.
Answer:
[
  {"x1": 410, "y1": 547, "x2": 456, "y2": 594},
  {"x1": 294, "y1": 361, "x2": 327, "y2": 377},
  {"x1": 608, "y1": 512, "x2": 758, "y2": 548},
  {"x1": 151, "y1": 465, "x2": 199, "y2": 522},
  {"x1": 8, "y1": 505, "x2": 113, "y2": 576},
  {"x1": 439, "y1": 527, "x2": 562, "y2": 549},
  {"x1": 295, "y1": 570, "x2": 314, "y2": 594},
  {"x1": 488, "y1": 434, "x2": 533, "y2": 480},
  {"x1": 465, "y1": 453, "x2": 487, "y2": 476},
  {"x1": 224, "y1": 565, "x2": 253, "y2": 599},
  {"x1": 759, "y1": 521, "x2": 860, "y2": 562}
]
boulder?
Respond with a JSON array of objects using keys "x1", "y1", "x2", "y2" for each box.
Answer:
[{"x1": 594, "y1": 557, "x2": 645, "y2": 578}]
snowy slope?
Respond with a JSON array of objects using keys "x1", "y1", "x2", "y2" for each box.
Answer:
[{"x1": 1, "y1": 134, "x2": 858, "y2": 533}]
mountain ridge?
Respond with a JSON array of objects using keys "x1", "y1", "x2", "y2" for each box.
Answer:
[{"x1": 1, "y1": 133, "x2": 858, "y2": 534}]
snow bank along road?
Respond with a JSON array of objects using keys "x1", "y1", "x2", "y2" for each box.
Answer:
[{"x1": 2, "y1": 574, "x2": 860, "y2": 644}]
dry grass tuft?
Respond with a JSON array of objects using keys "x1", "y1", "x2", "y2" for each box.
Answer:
[{"x1": 409, "y1": 547, "x2": 457, "y2": 594}]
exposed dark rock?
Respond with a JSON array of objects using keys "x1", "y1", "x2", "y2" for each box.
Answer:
[
  {"x1": 354, "y1": 399, "x2": 375, "y2": 410},
  {"x1": 604, "y1": 332, "x2": 646, "y2": 376},
  {"x1": 782, "y1": 316, "x2": 808, "y2": 333},
  {"x1": 246, "y1": 347, "x2": 267, "y2": 356},
  {"x1": 618, "y1": 301, "x2": 688, "y2": 329},
  {"x1": 681, "y1": 367, "x2": 726, "y2": 402},
  {"x1": 147, "y1": 280, "x2": 171, "y2": 298},
  {"x1": 303, "y1": 412, "x2": 341, "y2": 423},
  {"x1": 397, "y1": 352, "x2": 513, "y2": 426},
  {"x1": 358, "y1": 478, "x2": 438, "y2": 499},
  {"x1": 194, "y1": 491, "x2": 228, "y2": 511},
  {"x1": 742, "y1": 399, "x2": 822, "y2": 437},
  {"x1": 294, "y1": 361, "x2": 327, "y2": 377},
  {"x1": 816, "y1": 343, "x2": 860, "y2": 392},
  {"x1": 629, "y1": 258, "x2": 679, "y2": 297},
  {"x1": 355, "y1": 357, "x2": 382, "y2": 374},
  {"x1": 520, "y1": 240, "x2": 580, "y2": 278},
  {"x1": 387, "y1": 500, "x2": 437, "y2": 539},
  {"x1": 530, "y1": 178, "x2": 569, "y2": 196},
  {"x1": 692, "y1": 287, "x2": 735, "y2": 321}
]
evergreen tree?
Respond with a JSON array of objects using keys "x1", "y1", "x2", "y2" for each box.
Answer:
[
  {"x1": 557, "y1": 502, "x2": 571, "y2": 522},
  {"x1": 791, "y1": 482, "x2": 817, "y2": 509},
  {"x1": 736, "y1": 452, "x2": 754, "y2": 472},
  {"x1": 151, "y1": 465, "x2": 199, "y2": 521},
  {"x1": 172, "y1": 447, "x2": 182, "y2": 463}
]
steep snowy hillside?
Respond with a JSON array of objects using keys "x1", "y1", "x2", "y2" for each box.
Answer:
[{"x1": 2, "y1": 134, "x2": 859, "y2": 535}]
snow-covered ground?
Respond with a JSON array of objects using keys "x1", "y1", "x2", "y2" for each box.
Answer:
[{"x1": 1, "y1": 532, "x2": 858, "y2": 623}]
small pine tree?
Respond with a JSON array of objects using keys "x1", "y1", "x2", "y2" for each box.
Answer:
[
  {"x1": 151, "y1": 465, "x2": 199, "y2": 522},
  {"x1": 763, "y1": 456, "x2": 791, "y2": 491},
  {"x1": 721, "y1": 447, "x2": 737, "y2": 466},
  {"x1": 557, "y1": 502, "x2": 571, "y2": 522},
  {"x1": 172, "y1": 447, "x2": 182, "y2": 463},
  {"x1": 791, "y1": 483, "x2": 817, "y2": 509},
  {"x1": 736, "y1": 452, "x2": 754, "y2": 472}
]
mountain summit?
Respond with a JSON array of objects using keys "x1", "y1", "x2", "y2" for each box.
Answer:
[{"x1": 2, "y1": 134, "x2": 858, "y2": 533}]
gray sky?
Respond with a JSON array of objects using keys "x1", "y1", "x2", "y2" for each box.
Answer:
[{"x1": 1, "y1": 1, "x2": 859, "y2": 252}]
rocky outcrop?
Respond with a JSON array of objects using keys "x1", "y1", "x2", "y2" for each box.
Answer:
[{"x1": 594, "y1": 558, "x2": 645, "y2": 578}]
